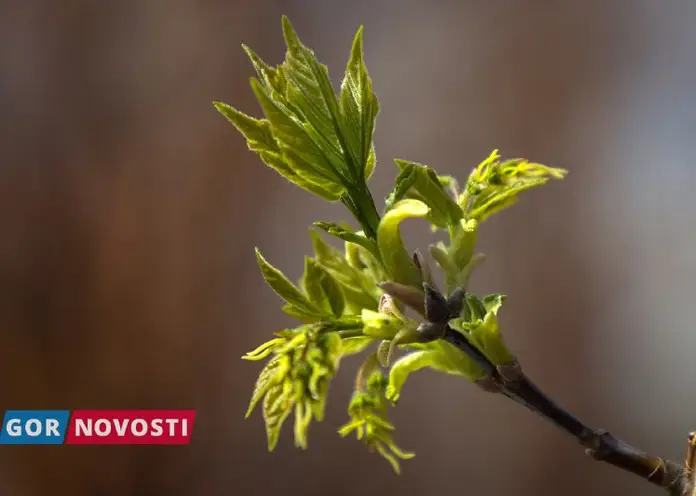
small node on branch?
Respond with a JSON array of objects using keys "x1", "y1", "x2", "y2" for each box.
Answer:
[{"x1": 496, "y1": 360, "x2": 522, "y2": 383}]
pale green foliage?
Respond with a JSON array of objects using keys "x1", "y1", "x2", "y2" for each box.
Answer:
[
  {"x1": 377, "y1": 199, "x2": 430, "y2": 288},
  {"x1": 255, "y1": 248, "x2": 325, "y2": 321},
  {"x1": 215, "y1": 15, "x2": 381, "y2": 237},
  {"x1": 313, "y1": 221, "x2": 380, "y2": 260},
  {"x1": 386, "y1": 341, "x2": 486, "y2": 403},
  {"x1": 217, "y1": 16, "x2": 566, "y2": 472},
  {"x1": 389, "y1": 159, "x2": 463, "y2": 228},
  {"x1": 449, "y1": 293, "x2": 514, "y2": 367},
  {"x1": 339, "y1": 369, "x2": 414, "y2": 473},
  {"x1": 309, "y1": 230, "x2": 382, "y2": 313},
  {"x1": 361, "y1": 309, "x2": 405, "y2": 339},
  {"x1": 381, "y1": 291, "x2": 514, "y2": 404},
  {"x1": 462, "y1": 149, "x2": 567, "y2": 222},
  {"x1": 243, "y1": 328, "x2": 342, "y2": 450}
]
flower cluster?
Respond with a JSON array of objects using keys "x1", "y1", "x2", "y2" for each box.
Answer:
[
  {"x1": 243, "y1": 328, "x2": 341, "y2": 450},
  {"x1": 339, "y1": 369, "x2": 414, "y2": 473}
]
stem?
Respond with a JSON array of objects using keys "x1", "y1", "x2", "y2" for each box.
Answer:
[
  {"x1": 443, "y1": 326, "x2": 689, "y2": 494},
  {"x1": 329, "y1": 317, "x2": 364, "y2": 331},
  {"x1": 337, "y1": 329, "x2": 365, "y2": 338},
  {"x1": 508, "y1": 376, "x2": 686, "y2": 493},
  {"x1": 443, "y1": 327, "x2": 496, "y2": 377},
  {"x1": 342, "y1": 184, "x2": 381, "y2": 240}
]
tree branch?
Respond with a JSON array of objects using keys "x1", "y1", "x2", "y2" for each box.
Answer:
[{"x1": 443, "y1": 327, "x2": 690, "y2": 494}]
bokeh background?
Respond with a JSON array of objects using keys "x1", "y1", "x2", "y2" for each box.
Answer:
[{"x1": 2, "y1": 1, "x2": 696, "y2": 495}]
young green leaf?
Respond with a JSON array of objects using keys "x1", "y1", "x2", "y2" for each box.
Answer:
[
  {"x1": 386, "y1": 341, "x2": 486, "y2": 403},
  {"x1": 319, "y1": 269, "x2": 345, "y2": 318},
  {"x1": 384, "y1": 163, "x2": 418, "y2": 212},
  {"x1": 339, "y1": 369, "x2": 414, "y2": 473},
  {"x1": 463, "y1": 150, "x2": 567, "y2": 222},
  {"x1": 281, "y1": 303, "x2": 323, "y2": 323},
  {"x1": 247, "y1": 328, "x2": 344, "y2": 451},
  {"x1": 246, "y1": 355, "x2": 285, "y2": 417},
  {"x1": 214, "y1": 101, "x2": 345, "y2": 201},
  {"x1": 214, "y1": 101, "x2": 275, "y2": 148},
  {"x1": 300, "y1": 258, "x2": 326, "y2": 310},
  {"x1": 361, "y1": 309, "x2": 408, "y2": 340},
  {"x1": 249, "y1": 79, "x2": 347, "y2": 198},
  {"x1": 263, "y1": 379, "x2": 294, "y2": 450},
  {"x1": 309, "y1": 230, "x2": 381, "y2": 312},
  {"x1": 339, "y1": 25, "x2": 380, "y2": 181},
  {"x1": 345, "y1": 240, "x2": 387, "y2": 282},
  {"x1": 376, "y1": 199, "x2": 430, "y2": 288},
  {"x1": 393, "y1": 159, "x2": 463, "y2": 228},
  {"x1": 293, "y1": 399, "x2": 314, "y2": 449},
  {"x1": 482, "y1": 293, "x2": 505, "y2": 313},
  {"x1": 448, "y1": 218, "x2": 479, "y2": 270},
  {"x1": 340, "y1": 336, "x2": 375, "y2": 356},
  {"x1": 313, "y1": 221, "x2": 379, "y2": 260},
  {"x1": 242, "y1": 44, "x2": 286, "y2": 95},
  {"x1": 226, "y1": 17, "x2": 385, "y2": 235},
  {"x1": 465, "y1": 293, "x2": 487, "y2": 320},
  {"x1": 301, "y1": 257, "x2": 345, "y2": 317},
  {"x1": 449, "y1": 294, "x2": 513, "y2": 366},
  {"x1": 255, "y1": 248, "x2": 321, "y2": 316},
  {"x1": 242, "y1": 338, "x2": 286, "y2": 361},
  {"x1": 279, "y1": 18, "x2": 351, "y2": 175}
]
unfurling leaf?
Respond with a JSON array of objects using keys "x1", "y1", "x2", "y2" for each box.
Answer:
[
  {"x1": 384, "y1": 163, "x2": 418, "y2": 212},
  {"x1": 448, "y1": 218, "x2": 478, "y2": 270},
  {"x1": 301, "y1": 257, "x2": 345, "y2": 317},
  {"x1": 263, "y1": 379, "x2": 295, "y2": 450},
  {"x1": 339, "y1": 370, "x2": 414, "y2": 473},
  {"x1": 378, "y1": 326, "x2": 422, "y2": 368},
  {"x1": 255, "y1": 248, "x2": 321, "y2": 317},
  {"x1": 242, "y1": 338, "x2": 286, "y2": 361},
  {"x1": 309, "y1": 230, "x2": 380, "y2": 312},
  {"x1": 216, "y1": 17, "x2": 381, "y2": 209},
  {"x1": 214, "y1": 102, "x2": 274, "y2": 150},
  {"x1": 462, "y1": 150, "x2": 567, "y2": 222},
  {"x1": 246, "y1": 328, "x2": 343, "y2": 451},
  {"x1": 281, "y1": 303, "x2": 323, "y2": 323},
  {"x1": 386, "y1": 341, "x2": 486, "y2": 404},
  {"x1": 249, "y1": 78, "x2": 346, "y2": 198},
  {"x1": 246, "y1": 355, "x2": 285, "y2": 417},
  {"x1": 313, "y1": 221, "x2": 380, "y2": 261},
  {"x1": 361, "y1": 309, "x2": 411, "y2": 340},
  {"x1": 449, "y1": 293, "x2": 514, "y2": 366},
  {"x1": 277, "y1": 18, "x2": 350, "y2": 178},
  {"x1": 377, "y1": 199, "x2": 430, "y2": 288},
  {"x1": 339, "y1": 25, "x2": 380, "y2": 181},
  {"x1": 341, "y1": 336, "x2": 375, "y2": 356},
  {"x1": 393, "y1": 159, "x2": 463, "y2": 228},
  {"x1": 214, "y1": 101, "x2": 342, "y2": 200},
  {"x1": 345, "y1": 240, "x2": 387, "y2": 283}
]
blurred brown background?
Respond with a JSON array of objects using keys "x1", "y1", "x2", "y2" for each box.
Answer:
[{"x1": 2, "y1": 1, "x2": 696, "y2": 495}]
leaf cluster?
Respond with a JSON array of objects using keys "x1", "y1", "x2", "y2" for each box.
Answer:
[{"x1": 216, "y1": 16, "x2": 567, "y2": 472}]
